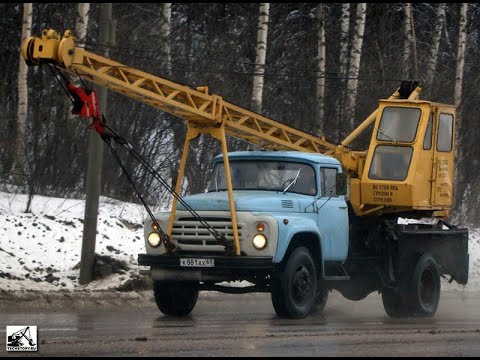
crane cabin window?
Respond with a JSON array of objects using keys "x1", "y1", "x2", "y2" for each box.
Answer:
[
  {"x1": 377, "y1": 107, "x2": 421, "y2": 143},
  {"x1": 437, "y1": 113, "x2": 454, "y2": 152},
  {"x1": 369, "y1": 145, "x2": 413, "y2": 181},
  {"x1": 423, "y1": 114, "x2": 433, "y2": 150}
]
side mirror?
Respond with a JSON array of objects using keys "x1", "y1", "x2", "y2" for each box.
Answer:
[{"x1": 336, "y1": 172, "x2": 348, "y2": 196}]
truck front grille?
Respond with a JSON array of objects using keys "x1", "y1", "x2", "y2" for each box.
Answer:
[{"x1": 172, "y1": 217, "x2": 243, "y2": 249}]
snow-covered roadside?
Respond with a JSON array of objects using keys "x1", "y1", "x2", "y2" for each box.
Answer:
[
  {"x1": 0, "y1": 191, "x2": 147, "y2": 292},
  {"x1": 0, "y1": 191, "x2": 479, "y2": 294}
]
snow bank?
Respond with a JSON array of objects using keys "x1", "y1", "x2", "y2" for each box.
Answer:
[{"x1": 0, "y1": 191, "x2": 146, "y2": 292}]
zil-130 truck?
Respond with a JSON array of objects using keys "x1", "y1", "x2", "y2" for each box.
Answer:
[{"x1": 22, "y1": 29, "x2": 469, "y2": 319}]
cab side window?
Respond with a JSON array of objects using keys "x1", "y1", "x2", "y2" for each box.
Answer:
[
  {"x1": 437, "y1": 113, "x2": 453, "y2": 152},
  {"x1": 423, "y1": 114, "x2": 433, "y2": 150},
  {"x1": 321, "y1": 168, "x2": 338, "y2": 198}
]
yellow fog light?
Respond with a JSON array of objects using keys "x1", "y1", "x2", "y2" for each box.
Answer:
[
  {"x1": 147, "y1": 232, "x2": 161, "y2": 247},
  {"x1": 151, "y1": 222, "x2": 159, "y2": 230},
  {"x1": 256, "y1": 222, "x2": 265, "y2": 232},
  {"x1": 252, "y1": 234, "x2": 267, "y2": 250}
]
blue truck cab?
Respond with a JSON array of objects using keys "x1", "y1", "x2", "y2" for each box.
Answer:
[{"x1": 139, "y1": 151, "x2": 350, "y2": 318}]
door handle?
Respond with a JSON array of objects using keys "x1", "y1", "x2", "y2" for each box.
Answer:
[{"x1": 339, "y1": 206, "x2": 347, "y2": 209}]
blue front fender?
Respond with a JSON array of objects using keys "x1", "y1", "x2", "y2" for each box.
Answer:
[{"x1": 271, "y1": 215, "x2": 324, "y2": 264}]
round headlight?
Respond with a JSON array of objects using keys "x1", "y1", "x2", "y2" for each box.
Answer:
[
  {"x1": 252, "y1": 234, "x2": 267, "y2": 250},
  {"x1": 147, "y1": 232, "x2": 161, "y2": 247}
]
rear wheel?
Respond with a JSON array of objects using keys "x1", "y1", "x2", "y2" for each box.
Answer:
[
  {"x1": 382, "y1": 253, "x2": 441, "y2": 318},
  {"x1": 381, "y1": 288, "x2": 412, "y2": 317},
  {"x1": 409, "y1": 253, "x2": 441, "y2": 317},
  {"x1": 153, "y1": 281, "x2": 199, "y2": 317},
  {"x1": 271, "y1": 246, "x2": 317, "y2": 319}
]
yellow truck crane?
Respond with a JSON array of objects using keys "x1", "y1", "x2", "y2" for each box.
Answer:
[{"x1": 22, "y1": 29, "x2": 469, "y2": 319}]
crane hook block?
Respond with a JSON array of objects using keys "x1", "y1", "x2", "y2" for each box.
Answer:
[{"x1": 66, "y1": 82, "x2": 106, "y2": 135}]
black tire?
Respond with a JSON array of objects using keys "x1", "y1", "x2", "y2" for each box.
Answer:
[
  {"x1": 408, "y1": 253, "x2": 441, "y2": 317},
  {"x1": 381, "y1": 288, "x2": 412, "y2": 318},
  {"x1": 153, "y1": 281, "x2": 199, "y2": 317},
  {"x1": 271, "y1": 246, "x2": 317, "y2": 319},
  {"x1": 382, "y1": 253, "x2": 441, "y2": 318},
  {"x1": 314, "y1": 283, "x2": 329, "y2": 312}
]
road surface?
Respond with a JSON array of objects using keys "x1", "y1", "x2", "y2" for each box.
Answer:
[{"x1": 1, "y1": 290, "x2": 479, "y2": 356}]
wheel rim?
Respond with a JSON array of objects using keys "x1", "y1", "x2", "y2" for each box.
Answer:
[
  {"x1": 292, "y1": 265, "x2": 312, "y2": 303},
  {"x1": 419, "y1": 267, "x2": 435, "y2": 309}
]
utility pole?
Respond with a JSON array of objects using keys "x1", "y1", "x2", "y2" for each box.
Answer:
[{"x1": 79, "y1": 3, "x2": 113, "y2": 284}]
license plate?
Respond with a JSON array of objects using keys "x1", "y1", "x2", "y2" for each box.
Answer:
[{"x1": 180, "y1": 258, "x2": 215, "y2": 268}]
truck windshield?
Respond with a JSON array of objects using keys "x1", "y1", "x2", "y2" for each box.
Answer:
[{"x1": 207, "y1": 160, "x2": 317, "y2": 195}]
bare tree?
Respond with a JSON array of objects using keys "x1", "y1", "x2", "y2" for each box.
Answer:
[
  {"x1": 251, "y1": 3, "x2": 270, "y2": 114},
  {"x1": 339, "y1": 3, "x2": 351, "y2": 80},
  {"x1": 454, "y1": 4, "x2": 468, "y2": 115},
  {"x1": 452, "y1": 3, "x2": 469, "y2": 221},
  {"x1": 425, "y1": 3, "x2": 446, "y2": 92},
  {"x1": 161, "y1": 3, "x2": 172, "y2": 73},
  {"x1": 335, "y1": 3, "x2": 351, "y2": 141},
  {"x1": 76, "y1": 3, "x2": 90, "y2": 47},
  {"x1": 454, "y1": 3, "x2": 468, "y2": 159},
  {"x1": 315, "y1": 3, "x2": 326, "y2": 136},
  {"x1": 13, "y1": 3, "x2": 32, "y2": 185},
  {"x1": 345, "y1": 3, "x2": 366, "y2": 130},
  {"x1": 403, "y1": 3, "x2": 413, "y2": 79}
]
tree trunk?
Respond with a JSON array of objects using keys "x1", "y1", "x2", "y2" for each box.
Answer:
[
  {"x1": 315, "y1": 3, "x2": 326, "y2": 136},
  {"x1": 454, "y1": 3, "x2": 468, "y2": 116},
  {"x1": 76, "y1": 3, "x2": 90, "y2": 48},
  {"x1": 410, "y1": 6, "x2": 418, "y2": 80},
  {"x1": 13, "y1": 3, "x2": 32, "y2": 185},
  {"x1": 251, "y1": 3, "x2": 270, "y2": 114},
  {"x1": 425, "y1": 3, "x2": 446, "y2": 92},
  {"x1": 453, "y1": 3, "x2": 469, "y2": 221},
  {"x1": 339, "y1": 3, "x2": 350, "y2": 80},
  {"x1": 403, "y1": 3, "x2": 413, "y2": 79},
  {"x1": 161, "y1": 3, "x2": 172, "y2": 73},
  {"x1": 335, "y1": 3, "x2": 351, "y2": 141},
  {"x1": 345, "y1": 3, "x2": 366, "y2": 130}
]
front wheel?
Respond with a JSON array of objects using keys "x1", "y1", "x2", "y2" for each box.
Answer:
[
  {"x1": 153, "y1": 281, "x2": 199, "y2": 317},
  {"x1": 271, "y1": 246, "x2": 317, "y2": 319}
]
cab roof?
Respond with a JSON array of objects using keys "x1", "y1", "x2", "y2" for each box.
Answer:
[{"x1": 213, "y1": 151, "x2": 341, "y2": 166}]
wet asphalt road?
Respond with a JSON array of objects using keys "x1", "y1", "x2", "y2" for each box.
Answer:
[{"x1": 1, "y1": 291, "x2": 479, "y2": 357}]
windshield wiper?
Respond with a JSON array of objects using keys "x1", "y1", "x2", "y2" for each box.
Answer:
[
  {"x1": 376, "y1": 128, "x2": 398, "y2": 144},
  {"x1": 283, "y1": 169, "x2": 301, "y2": 193}
]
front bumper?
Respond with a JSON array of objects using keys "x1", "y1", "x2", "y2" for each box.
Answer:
[
  {"x1": 138, "y1": 253, "x2": 273, "y2": 271},
  {"x1": 138, "y1": 254, "x2": 274, "y2": 283}
]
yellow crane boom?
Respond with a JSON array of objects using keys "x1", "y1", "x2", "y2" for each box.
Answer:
[{"x1": 23, "y1": 29, "x2": 339, "y2": 154}]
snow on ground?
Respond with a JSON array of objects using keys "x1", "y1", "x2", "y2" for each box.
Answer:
[
  {"x1": 0, "y1": 191, "x2": 147, "y2": 292},
  {"x1": 0, "y1": 191, "x2": 479, "y2": 293}
]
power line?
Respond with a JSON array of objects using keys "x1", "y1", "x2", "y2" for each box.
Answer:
[
  {"x1": 80, "y1": 41, "x2": 407, "y2": 82},
  {"x1": 71, "y1": 46, "x2": 407, "y2": 87}
]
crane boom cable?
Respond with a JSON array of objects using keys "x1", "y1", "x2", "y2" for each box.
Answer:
[{"x1": 47, "y1": 62, "x2": 233, "y2": 254}]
